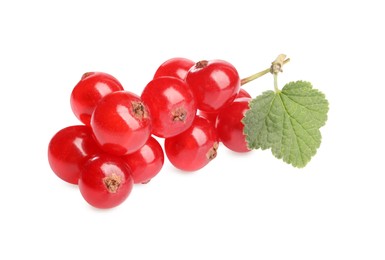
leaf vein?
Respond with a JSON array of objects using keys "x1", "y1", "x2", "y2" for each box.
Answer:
[
  {"x1": 279, "y1": 94, "x2": 319, "y2": 144},
  {"x1": 281, "y1": 92, "x2": 326, "y2": 113}
]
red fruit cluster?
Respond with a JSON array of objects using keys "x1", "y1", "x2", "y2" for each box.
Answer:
[{"x1": 48, "y1": 57, "x2": 252, "y2": 209}]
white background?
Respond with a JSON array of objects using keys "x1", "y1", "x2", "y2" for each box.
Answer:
[{"x1": 1, "y1": 0, "x2": 384, "y2": 259}]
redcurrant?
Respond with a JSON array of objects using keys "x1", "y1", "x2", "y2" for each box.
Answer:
[
  {"x1": 198, "y1": 110, "x2": 218, "y2": 125},
  {"x1": 236, "y1": 88, "x2": 252, "y2": 99},
  {"x1": 91, "y1": 90, "x2": 152, "y2": 156},
  {"x1": 153, "y1": 57, "x2": 194, "y2": 80},
  {"x1": 185, "y1": 59, "x2": 240, "y2": 113},
  {"x1": 70, "y1": 72, "x2": 124, "y2": 126},
  {"x1": 122, "y1": 136, "x2": 164, "y2": 184},
  {"x1": 216, "y1": 97, "x2": 251, "y2": 153},
  {"x1": 165, "y1": 116, "x2": 219, "y2": 171},
  {"x1": 198, "y1": 88, "x2": 251, "y2": 125},
  {"x1": 79, "y1": 154, "x2": 134, "y2": 209},
  {"x1": 141, "y1": 76, "x2": 197, "y2": 138},
  {"x1": 48, "y1": 125, "x2": 101, "y2": 184}
]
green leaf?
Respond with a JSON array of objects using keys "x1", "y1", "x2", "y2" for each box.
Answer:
[{"x1": 242, "y1": 81, "x2": 329, "y2": 168}]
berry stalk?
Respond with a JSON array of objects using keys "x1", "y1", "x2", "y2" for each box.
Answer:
[{"x1": 240, "y1": 55, "x2": 290, "y2": 86}]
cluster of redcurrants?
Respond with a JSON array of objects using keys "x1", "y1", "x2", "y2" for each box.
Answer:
[{"x1": 48, "y1": 57, "x2": 251, "y2": 209}]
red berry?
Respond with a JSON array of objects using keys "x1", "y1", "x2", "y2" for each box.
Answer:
[
  {"x1": 79, "y1": 155, "x2": 134, "y2": 209},
  {"x1": 237, "y1": 88, "x2": 252, "y2": 99},
  {"x1": 48, "y1": 125, "x2": 101, "y2": 184},
  {"x1": 153, "y1": 57, "x2": 194, "y2": 80},
  {"x1": 122, "y1": 136, "x2": 164, "y2": 184},
  {"x1": 91, "y1": 91, "x2": 152, "y2": 156},
  {"x1": 185, "y1": 59, "x2": 240, "y2": 113},
  {"x1": 216, "y1": 97, "x2": 251, "y2": 153},
  {"x1": 165, "y1": 116, "x2": 219, "y2": 171},
  {"x1": 198, "y1": 88, "x2": 251, "y2": 125},
  {"x1": 70, "y1": 72, "x2": 124, "y2": 126},
  {"x1": 141, "y1": 76, "x2": 197, "y2": 138},
  {"x1": 198, "y1": 110, "x2": 218, "y2": 125}
]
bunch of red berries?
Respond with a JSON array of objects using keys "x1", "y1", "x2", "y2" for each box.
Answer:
[{"x1": 48, "y1": 58, "x2": 251, "y2": 209}]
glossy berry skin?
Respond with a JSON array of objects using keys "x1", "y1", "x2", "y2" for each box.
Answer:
[
  {"x1": 197, "y1": 110, "x2": 218, "y2": 125},
  {"x1": 70, "y1": 72, "x2": 124, "y2": 126},
  {"x1": 185, "y1": 59, "x2": 240, "y2": 113},
  {"x1": 153, "y1": 57, "x2": 194, "y2": 80},
  {"x1": 141, "y1": 76, "x2": 197, "y2": 138},
  {"x1": 79, "y1": 155, "x2": 134, "y2": 209},
  {"x1": 216, "y1": 97, "x2": 251, "y2": 153},
  {"x1": 91, "y1": 91, "x2": 152, "y2": 156},
  {"x1": 165, "y1": 116, "x2": 219, "y2": 171},
  {"x1": 198, "y1": 88, "x2": 251, "y2": 125},
  {"x1": 122, "y1": 136, "x2": 164, "y2": 184},
  {"x1": 236, "y1": 88, "x2": 252, "y2": 99},
  {"x1": 48, "y1": 125, "x2": 101, "y2": 184}
]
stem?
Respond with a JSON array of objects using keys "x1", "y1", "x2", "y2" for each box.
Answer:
[
  {"x1": 241, "y1": 68, "x2": 270, "y2": 86},
  {"x1": 241, "y1": 58, "x2": 290, "y2": 86},
  {"x1": 274, "y1": 73, "x2": 279, "y2": 92}
]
